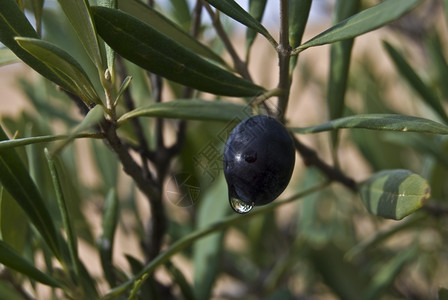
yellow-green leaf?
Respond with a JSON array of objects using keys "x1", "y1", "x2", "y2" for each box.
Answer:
[{"x1": 359, "y1": 169, "x2": 430, "y2": 220}]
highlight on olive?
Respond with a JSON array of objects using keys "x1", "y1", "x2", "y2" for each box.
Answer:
[{"x1": 223, "y1": 115, "x2": 296, "y2": 213}]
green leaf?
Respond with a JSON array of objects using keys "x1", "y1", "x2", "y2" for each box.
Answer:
[
  {"x1": 345, "y1": 213, "x2": 424, "y2": 261},
  {"x1": 29, "y1": 0, "x2": 44, "y2": 35},
  {"x1": 57, "y1": 0, "x2": 104, "y2": 69},
  {"x1": 296, "y1": 0, "x2": 422, "y2": 52},
  {"x1": 45, "y1": 149, "x2": 80, "y2": 279},
  {"x1": 327, "y1": 0, "x2": 360, "y2": 148},
  {"x1": 168, "y1": 0, "x2": 191, "y2": 30},
  {"x1": 92, "y1": 7, "x2": 264, "y2": 97},
  {"x1": 203, "y1": 0, "x2": 276, "y2": 46},
  {"x1": 363, "y1": 245, "x2": 418, "y2": 300},
  {"x1": 358, "y1": 169, "x2": 430, "y2": 220},
  {"x1": 15, "y1": 37, "x2": 101, "y2": 106},
  {"x1": 52, "y1": 104, "x2": 104, "y2": 155},
  {"x1": 165, "y1": 261, "x2": 195, "y2": 300},
  {"x1": 288, "y1": 0, "x2": 312, "y2": 71},
  {"x1": 98, "y1": 0, "x2": 117, "y2": 74},
  {"x1": 439, "y1": 287, "x2": 448, "y2": 300},
  {"x1": 193, "y1": 176, "x2": 229, "y2": 300},
  {"x1": 118, "y1": 99, "x2": 252, "y2": 125},
  {"x1": 0, "y1": 133, "x2": 101, "y2": 151},
  {"x1": 0, "y1": 0, "x2": 96, "y2": 100},
  {"x1": 118, "y1": 0, "x2": 226, "y2": 67},
  {"x1": 426, "y1": 32, "x2": 448, "y2": 101},
  {"x1": 246, "y1": 0, "x2": 267, "y2": 57},
  {"x1": 290, "y1": 114, "x2": 448, "y2": 135},
  {"x1": 384, "y1": 41, "x2": 448, "y2": 123},
  {"x1": 0, "y1": 188, "x2": 28, "y2": 253},
  {"x1": 0, "y1": 125, "x2": 62, "y2": 260},
  {"x1": 90, "y1": 140, "x2": 118, "y2": 189},
  {"x1": 0, "y1": 240, "x2": 60, "y2": 287},
  {"x1": 98, "y1": 188, "x2": 119, "y2": 288}
]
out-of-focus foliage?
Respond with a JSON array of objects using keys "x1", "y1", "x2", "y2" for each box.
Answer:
[{"x1": 0, "y1": 0, "x2": 447, "y2": 299}]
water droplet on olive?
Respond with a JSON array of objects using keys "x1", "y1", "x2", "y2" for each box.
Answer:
[{"x1": 223, "y1": 115, "x2": 295, "y2": 213}]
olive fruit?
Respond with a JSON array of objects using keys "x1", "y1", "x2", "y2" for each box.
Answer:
[{"x1": 223, "y1": 115, "x2": 295, "y2": 213}]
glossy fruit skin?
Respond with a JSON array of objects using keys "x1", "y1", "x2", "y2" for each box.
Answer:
[{"x1": 223, "y1": 115, "x2": 295, "y2": 207}]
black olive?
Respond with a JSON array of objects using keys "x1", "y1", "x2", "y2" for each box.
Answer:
[{"x1": 223, "y1": 115, "x2": 295, "y2": 213}]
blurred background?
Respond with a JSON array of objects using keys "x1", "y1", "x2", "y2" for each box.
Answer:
[{"x1": 1, "y1": 0, "x2": 448, "y2": 299}]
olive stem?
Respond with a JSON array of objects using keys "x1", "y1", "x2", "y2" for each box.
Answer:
[
  {"x1": 277, "y1": 0, "x2": 292, "y2": 123},
  {"x1": 292, "y1": 136, "x2": 358, "y2": 192},
  {"x1": 249, "y1": 88, "x2": 283, "y2": 107}
]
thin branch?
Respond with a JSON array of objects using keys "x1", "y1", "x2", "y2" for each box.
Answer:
[
  {"x1": 101, "y1": 120, "x2": 166, "y2": 260},
  {"x1": 423, "y1": 202, "x2": 448, "y2": 217},
  {"x1": 202, "y1": 1, "x2": 253, "y2": 81},
  {"x1": 277, "y1": 0, "x2": 292, "y2": 123},
  {"x1": 292, "y1": 136, "x2": 358, "y2": 192},
  {"x1": 116, "y1": 56, "x2": 153, "y2": 179}
]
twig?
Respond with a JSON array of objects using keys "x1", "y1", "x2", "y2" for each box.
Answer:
[
  {"x1": 292, "y1": 136, "x2": 358, "y2": 192},
  {"x1": 116, "y1": 57, "x2": 153, "y2": 180},
  {"x1": 202, "y1": 1, "x2": 252, "y2": 81},
  {"x1": 101, "y1": 120, "x2": 166, "y2": 261},
  {"x1": 423, "y1": 202, "x2": 448, "y2": 217},
  {"x1": 277, "y1": 0, "x2": 292, "y2": 123}
]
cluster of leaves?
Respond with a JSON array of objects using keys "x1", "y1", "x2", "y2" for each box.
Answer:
[{"x1": 0, "y1": 0, "x2": 448, "y2": 299}]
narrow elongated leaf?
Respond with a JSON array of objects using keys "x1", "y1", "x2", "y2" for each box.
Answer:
[
  {"x1": 29, "y1": 0, "x2": 44, "y2": 35},
  {"x1": 359, "y1": 169, "x2": 430, "y2": 220},
  {"x1": 99, "y1": 0, "x2": 117, "y2": 73},
  {"x1": 98, "y1": 188, "x2": 119, "y2": 287},
  {"x1": 0, "y1": 0, "x2": 95, "y2": 98},
  {"x1": 0, "y1": 188, "x2": 28, "y2": 253},
  {"x1": 0, "y1": 240, "x2": 60, "y2": 287},
  {"x1": 53, "y1": 104, "x2": 104, "y2": 155},
  {"x1": 169, "y1": 0, "x2": 191, "y2": 29},
  {"x1": 15, "y1": 37, "x2": 101, "y2": 105},
  {"x1": 45, "y1": 149, "x2": 80, "y2": 278},
  {"x1": 290, "y1": 114, "x2": 448, "y2": 135},
  {"x1": 363, "y1": 246, "x2": 418, "y2": 300},
  {"x1": 118, "y1": 0, "x2": 226, "y2": 67},
  {"x1": 296, "y1": 0, "x2": 422, "y2": 52},
  {"x1": 118, "y1": 99, "x2": 252, "y2": 125},
  {"x1": 246, "y1": 0, "x2": 268, "y2": 56},
  {"x1": 165, "y1": 261, "x2": 195, "y2": 300},
  {"x1": 426, "y1": 32, "x2": 448, "y2": 101},
  {"x1": 345, "y1": 213, "x2": 424, "y2": 260},
  {"x1": 0, "y1": 133, "x2": 102, "y2": 151},
  {"x1": 57, "y1": 0, "x2": 104, "y2": 69},
  {"x1": 384, "y1": 41, "x2": 448, "y2": 123},
  {"x1": 92, "y1": 7, "x2": 264, "y2": 97},
  {"x1": 289, "y1": 0, "x2": 312, "y2": 71},
  {"x1": 203, "y1": 0, "x2": 275, "y2": 46},
  {"x1": 193, "y1": 176, "x2": 228, "y2": 300},
  {"x1": 0, "y1": 125, "x2": 62, "y2": 260},
  {"x1": 327, "y1": 0, "x2": 360, "y2": 148}
]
